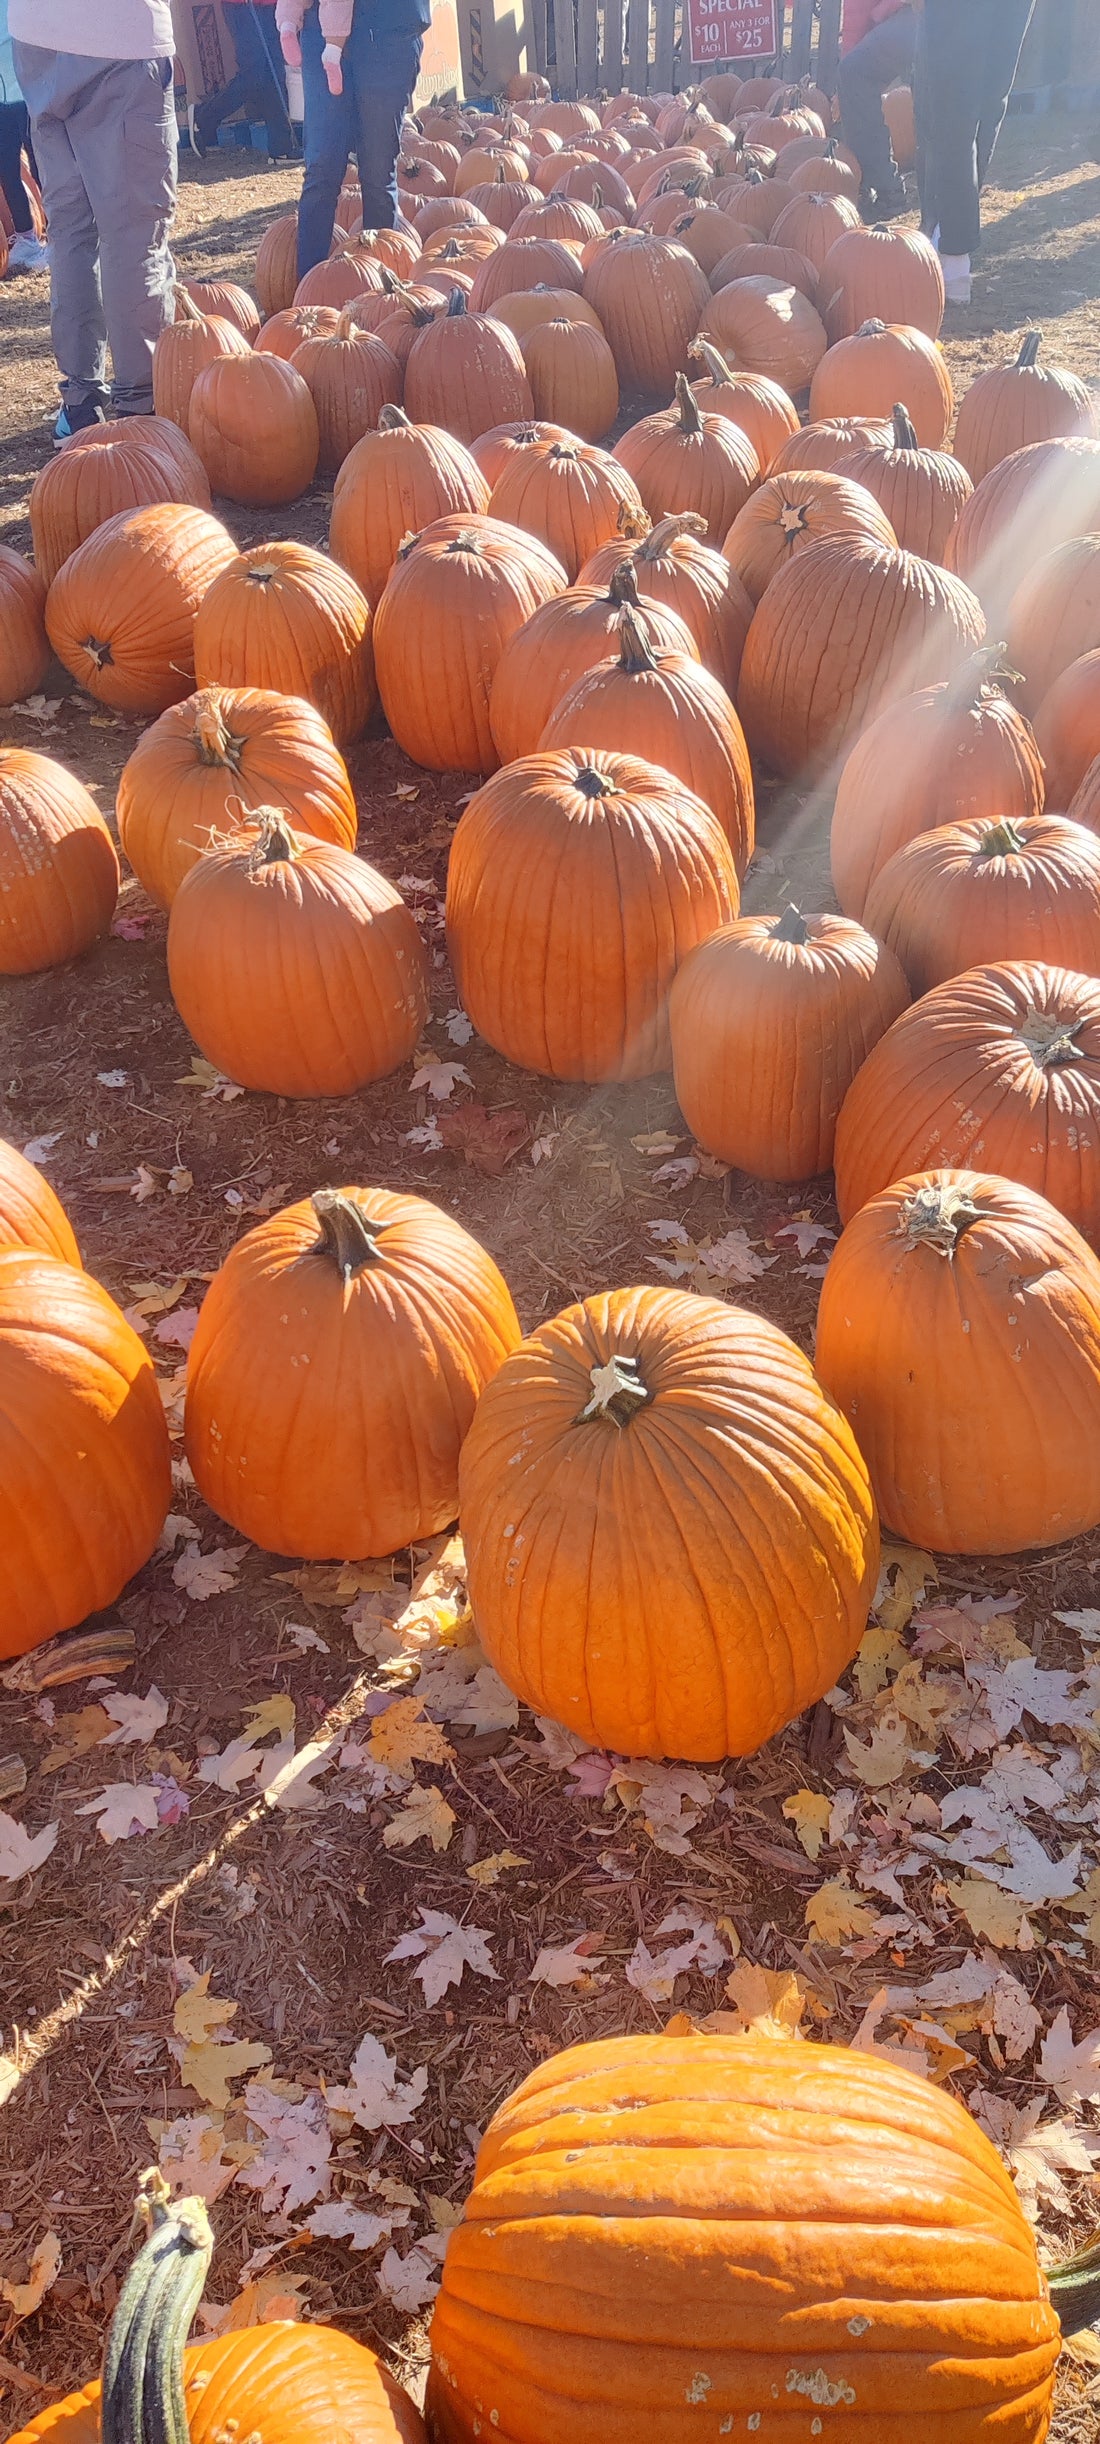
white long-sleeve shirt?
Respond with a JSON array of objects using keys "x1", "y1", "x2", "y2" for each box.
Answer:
[{"x1": 9, "y1": 0, "x2": 174, "y2": 56}]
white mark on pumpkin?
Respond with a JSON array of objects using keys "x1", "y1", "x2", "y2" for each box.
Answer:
[
  {"x1": 684, "y1": 2373, "x2": 711, "y2": 2405},
  {"x1": 785, "y1": 2371, "x2": 855, "y2": 2408},
  {"x1": 847, "y1": 2316, "x2": 871, "y2": 2336},
  {"x1": 747, "y1": 2419, "x2": 761, "y2": 2433},
  {"x1": 812, "y1": 2424, "x2": 823, "y2": 2437}
]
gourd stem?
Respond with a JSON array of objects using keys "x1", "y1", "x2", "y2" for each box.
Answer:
[
  {"x1": 638, "y1": 510, "x2": 706, "y2": 557},
  {"x1": 1016, "y1": 329, "x2": 1042, "y2": 369},
  {"x1": 101, "y1": 2171, "x2": 212, "y2": 2444},
  {"x1": 673, "y1": 370, "x2": 704, "y2": 435},
  {"x1": 192, "y1": 694, "x2": 235, "y2": 768},
  {"x1": 771, "y1": 905, "x2": 809, "y2": 945},
  {"x1": 1019, "y1": 1008, "x2": 1085, "y2": 1069},
  {"x1": 312, "y1": 1188, "x2": 387, "y2": 1276},
  {"x1": 899, "y1": 1180, "x2": 981, "y2": 1259},
  {"x1": 979, "y1": 819, "x2": 1026, "y2": 858},
  {"x1": 446, "y1": 285, "x2": 467, "y2": 317},
  {"x1": 607, "y1": 561, "x2": 641, "y2": 608},
  {"x1": 616, "y1": 601, "x2": 660, "y2": 673},
  {"x1": 575, "y1": 763, "x2": 616, "y2": 798},
  {"x1": 378, "y1": 403, "x2": 412, "y2": 431},
  {"x1": 577, "y1": 1352, "x2": 652, "y2": 1427},
  {"x1": 1049, "y1": 2230, "x2": 1100, "y2": 2336},
  {"x1": 689, "y1": 337, "x2": 735, "y2": 385},
  {"x1": 856, "y1": 317, "x2": 887, "y2": 338},
  {"x1": 251, "y1": 810, "x2": 298, "y2": 866},
  {"x1": 890, "y1": 402, "x2": 920, "y2": 452}
]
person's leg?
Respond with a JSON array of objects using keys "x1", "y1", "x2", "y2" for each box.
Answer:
[
  {"x1": 197, "y1": 8, "x2": 292, "y2": 153},
  {"x1": 913, "y1": 0, "x2": 986, "y2": 261},
  {"x1": 977, "y1": 0, "x2": 1035, "y2": 189},
  {"x1": 12, "y1": 43, "x2": 107, "y2": 415},
  {"x1": 836, "y1": 10, "x2": 917, "y2": 209},
  {"x1": 297, "y1": 7, "x2": 353, "y2": 274},
  {"x1": 244, "y1": 7, "x2": 295, "y2": 156},
  {"x1": 350, "y1": 25, "x2": 421, "y2": 231},
  {"x1": 0, "y1": 103, "x2": 34, "y2": 232},
  {"x1": 65, "y1": 56, "x2": 177, "y2": 417}
]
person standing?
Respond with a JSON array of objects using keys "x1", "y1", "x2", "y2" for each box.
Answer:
[
  {"x1": 10, "y1": 0, "x2": 177, "y2": 440},
  {"x1": 191, "y1": 0, "x2": 297, "y2": 163},
  {"x1": 915, "y1": 0, "x2": 1036, "y2": 303},
  {"x1": 837, "y1": 0, "x2": 917, "y2": 220},
  {"x1": 279, "y1": 0, "x2": 428, "y2": 278},
  {"x1": 0, "y1": 0, "x2": 49, "y2": 270}
]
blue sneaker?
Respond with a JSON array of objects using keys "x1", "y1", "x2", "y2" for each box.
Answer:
[{"x1": 53, "y1": 401, "x2": 107, "y2": 450}]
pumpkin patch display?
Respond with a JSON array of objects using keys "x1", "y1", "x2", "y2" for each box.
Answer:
[
  {"x1": 0, "y1": 1136, "x2": 80, "y2": 1265},
  {"x1": 577, "y1": 508, "x2": 753, "y2": 693},
  {"x1": 0, "y1": 747, "x2": 120, "y2": 973},
  {"x1": 458, "y1": 1285, "x2": 878, "y2": 1759},
  {"x1": 487, "y1": 565, "x2": 698, "y2": 765},
  {"x1": 0, "y1": 545, "x2": 49, "y2": 705},
  {"x1": 720, "y1": 465, "x2": 895, "y2": 602},
  {"x1": 185, "y1": 1186, "x2": 520, "y2": 1558},
  {"x1": 44, "y1": 501, "x2": 237, "y2": 715},
  {"x1": 329, "y1": 407, "x2": 490, "y2": 606},
  {"x1": 373, "y1": 514, "x2": 567, "y2": 772},
  {"x1": 613, "y1": 372, "x2": 760, "y2": 546},
  {"x1": 192, "y1": 539, "x2": 375, "y2": 748},
  {"x1": 487, "y1": 434, "x2": 645, "y2": 581},
  {"x1": 116, "y1": 685, "x2": 357, "y2": 909},
  {"x1": 864, "y1": 815, "x2": 1100, "y2": 994}
]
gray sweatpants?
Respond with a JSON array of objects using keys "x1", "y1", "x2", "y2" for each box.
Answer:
[{"x1": 12, "y1": 43, "x2": 177, "y2": 416}]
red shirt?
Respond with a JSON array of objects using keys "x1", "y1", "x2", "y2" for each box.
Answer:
[{"x1": 841, "y1": 0, "x2": 912, "y2": 53}]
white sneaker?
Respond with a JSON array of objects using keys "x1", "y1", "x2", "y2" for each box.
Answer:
[
  {"x1": 940, "y1": 249, "x2": 972, "y2": 305},
  {"x1": 7, "y1": 233, "x2": 50, "y2": 273}
]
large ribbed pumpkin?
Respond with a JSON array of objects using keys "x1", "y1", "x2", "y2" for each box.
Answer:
[
  {"x1": 1034, "y1": 648, "x2": 1100, "y2": 808},
  {"x1": 953, "y1": 329, "x2": 1098, "y2": 487},
  {"x1": 945, "y1": 436, "x2": 1100, "y2": 624},
  {"x1": 818, "y1": 220, "x2": 944, "y2": 340},
  {"x1": 116, "y1": 685, "x2": 357, "y2": 909},
  {"x1": 0, "y1": 1252, "x2": 171, "y2": 1659},
  {"x1": 0, "y1": 1137, "x2": 80, "y2": 1265},
  {"x1": 521, "y1": 314, "x2": 620, "y2": 440},
  {"x1": 830, "y1": 657, "x2": 1047, "y2": 919},
  {"x1": 457, "y1": 1285, "x2": 878, "y2": 1758},
  {"x1": 192, "y1": 540, "x2": 375, "y2": 748},
  {"x1": 1072, "y1": 754, "x2": 1100, "y2": 834},
  {"x1": 739, "y1": 537, "x2": 985, "y2": 780},
  {"x1": 446, "y1": 747, "x2": 738, "y2": 1081},
  {"x1": 167, "y1": 814, "x2": 429, "y2": 1097},
  {"x1": 488, "y1": 435, "x2": 645, "y2": 582},
  {"x1": 613, "y1": 373, "x2": 760, "y2": 546},
  {"x1": 152, "y1": 289, "x2": 253, "y2": 432},
  {"x1": 289, "y1": 310, "x2": 402, "y2": 469},
  {"x1": 686, "y1": 340, "x2": 799, "y2": 467},
  {"x1": 808, "y1": 318, "x2": 954, "y2": 447},
  {"x1": 817, "y1": 1169, "x2": 1100, "y2": 1555},
  {"x1": 578, "y1": 509, "x2": 753, "y2": 694},
  {"x1": 255, "y1": 302, "x2": 342, "y2": 361},
  {"x1": 721, "y1": 466, "x2": 895, "y2": 603},
  {"x1": 769, "y1": 183, "x2": 862, "y2": 272},
  {"x1": 864, "y1": 814, "x2": 1100, "y2": 994},
  {"x1": 839, "y1": 402, "x2": 973, "y2": 563},
  {"x1": 582, "y1": 231, "x2": 711, "y2": 395},
  {"x1": 1006, "y1": 532, "x2": 1100, "y2": 712},
  {"x1": 768, "y1": 410, "x2": 894, "y2": 475},
  {"x1": 29, "y1": 419, "x2": 212, "y2": 587},
  {"x1": 539, "y1": 600, "x2": 754, "y2": 873},
  {"x1": 254, "y1": 211, "x2": 300, "y2": 314},
  {"x1": 404, "y1": 289, "x2": 534, "y2": 441},
  {"x1": 44, "y1": 501, "x2": 236, "y2": 715},
  {"x1": 373, "y1": 514, "x2": 566, "y2": 771},
  {"x1": 427, "y1": 2029, "x2": 1062, "y2": 2443},
  {"x1": 188, "y1": 353, "x2": 320, "y2": 505},
  {"x1": 329, "y1": 406, "x2": 489, "y2": 605},
  {"x1": 698, "y1": 274, "x2": 827, "y2": 393},
  {"x1": 0, "y1": 545, "x2": 49, "y2": 705},
  {"x1": 488, "y1": 567, "x2": 698, "y2": 764},
  {"x1": 0, "y1": 747, "x2": 119, "y2": 972},
  {"x1": 670, "y1": 906, "x2": 909, "y2": 1178},
  {"x1": 833, "y1": 959, "x2": 1100, "y2": 1246},
  {"x1": 185, "y1": 1186, "x2": 520, "y2": 1559}
]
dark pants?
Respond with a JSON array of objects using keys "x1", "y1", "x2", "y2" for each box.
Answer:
[
  {"x1": 0, "y1": 100, "x2": 37, "y2": 233},
  {"x1": 296, "y1": 6, "x2": 423, "y2": 276},
  {"x1": 916, "y1": 0, "x2": 1036, "y2": 255},
  {"x1": 837, "y1": 8, "x2": 917, "y2": 200},
  {"x1": 196, "y1": 3, "x2": 293, "y2": 156}
]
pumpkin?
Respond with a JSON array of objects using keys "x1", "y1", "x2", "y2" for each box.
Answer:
[
  {"x1": 329, "y1": 407, "x2": 488, "y2": 606},
  {"x1": 613, "y1": 373, "x2": 759, "y2": 547},
  {"x1": 582, "y1": 231, "x2": 711, "y2": 396},
  {"x1": 374, "y1": 513, "x2": 565, "y2": 771},
  {"x1": 0, "y1": 1251, "x2": 171, "y2": 1659},
  {"x1": 8, "y1": 2172, "x2": 426, "y2": 2444},
  {"x1": 489, "y1": 283, "x2": 603, "y2": 341},
  {"x1": 468, "y1": 417, "x2": 572, "y2": 491},
  {"x1": 818, "y1": 220, "x2": 944, "y2": 341},
  {"x1": 864, "y1": 814, "x2": 1100, "y2": 995},
  {"x1": 577, "y1": 510, "x2": 753, "y2": 695},
  {"x1": 830, "y1": 653, "x2": 1045, "y2": 918},
  {"x1": 808, "y1": 318, "x2": 954, "y2": 446},
  {"x1": 254, "y1": 302, "x2": 342, "y2": 359},
  {"x1": 447, "y1": 746, "x2": 737, "y2": 1083},
  {"x1": 1034, "y1": 649, "x2": 1100, "y2": 808},
  {"x1": 167, "y1": 813, "x2": 429, "y2": 1098},
  {"x1": 0, "y1": 747, "x2": 119, "y2": 973},
  {"x1": 838, "y1": 401, "x2": 972, "y2": 562},
  {"x1": 153, "y1": 290, "x2": 253, "y2": 431},
  {"x1": 487, "y1": 435, "x2": 645, "y2": 582},
  {"x1": 293, "y1": 242, "x2": 388, "y2": 309},
  {"x1": 769, "y1": 184, "x2": 862, "y2": 274},
  {"x1": 192, "y1": 540, "x2": 374, "y2": 749},
  {"x1": 117, "y1": 685, "x2": 357, "y2": 909},
  {"x1": 883, "y1": 80, "x2": 917, "y2": 166},
  {"x1": 817, "y1": 1169, "x2": 1100, "y2": 1555},
  {"x1": 457, "y1": 174, "x2": 530, "y2": 230},
  {"x1": 0, "y1": 546, "x2": 49, "y2": 705},
  {"x1": 0, "y1": 1135, "x2": 79, "y2": 1265},
  {"x1": 788, "y1": 135, "x2": 861, "y2": 198},
  {"x1": 539, "y1": 600, "x2": 755, "y2": 875},
  {"x1": 708, "y1": 239, "x2": 820, "y2": 305},
  {"x1": 457, "y1": 1284, "x2": 877, "y2": 1759},
  {"x1": 1006, "y1": 532, "x2": 1100, "y2": 712},
  {"x1": 686, "y1": 340, "x2": 799, "y2": 466},
  {"x1": 187, "y1": 1185, "x2": 518, "y2": 1557},
  {"x1": 29, "y1": 420, "x2": 212, "y2": 587},
  {"x1": 739, "y1": 537, "x2": 986, "y2": 781},
  {"x1": 488, "y1": 565, "x2": 698, "y2": 764},
  {"x1": 521, "y1": 315, "x2": 619, "y2": 439},
  {"x1": 768, "y1": 411, "x2": 895, "y2": 475},
  {"x1": 945, "y1": 436, "x2": 1100, "y2": 622},
  {"x1": 468, "y1": 234, "x2": 584, "y2": 313},
  {"x1": 45, "y1": 502, "x2": 236, "y2": 716},
  {"x1": 1072, "y1": 755, "x2": 1100, "y2": 834},
  {"x1": 721, "y1": 466, "x2": 895, "y2": 603},
  {"x1": 698, "y1": 274, "x2": 827, "y2": 394},
  {"x1": 427, "y1": 2027, "x2": 1074, "y2": 2444},
  {"x1": 413, "y1": 193, "x2": 491, "y2": 239},
  {"x1": 254, "y1": 212, "x2": 300, "y2": 315},
  {"x1": 187, "y1": 352, "x2": 320, "y2": 506},
  {"x1": 714, "y1": 167, "x2": 795, "y2": 231},
  {"x1": 670, "y1": 905, "x2": 909, "y2": 1179},
  {"x1": 403, "y1": 288, "x2": 534, "y2": 441},
  {"x1": 179, "y1": 277, "x2": 261, "y2": 339},
  {"x1": 662, "y1": 202, "x2": 757, "y2": 278},
  {"x1": 953, "y1": 328, "x2": 1098, "y2": 486},
  {"x1": 370, "y1": 288, "x2": 449, "y2": 371},
  {"x1": 286, "y1": 310, "x2": 401, "y2": 469},
  {"x1": 510, "y1": 194, "x2": 605, "y2": 244},
  {"x1": 834, "y1": 959, "x2": 1100, "y2": 1250}
]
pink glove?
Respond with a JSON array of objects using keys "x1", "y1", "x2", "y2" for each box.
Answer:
[
  {"x1": 276, "y1": 0, "x2": 304, "y2": 67},
  {"x1": 322, "y1": 39, "x2": 344, "y2": 92}
]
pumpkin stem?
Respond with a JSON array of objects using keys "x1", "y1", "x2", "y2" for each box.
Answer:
[
  {"x1": 192, "y1": 692, "x2": 236, "y2": 769},
  {"x1": 574, "y1": 762, "x2": 616, "y2": 799},
  {"x1": 979, "y1": 818, "x2": 1027, "y2": 858},
  {"x1": 82, "y1": 636, "x2": 114, "y2": 669},
  {"x1": 890, "y1": 402, "x2": 920, "y2": 452},
  {"x1": 446, "y1": 286, "x2": 468, "y2": 316},
  {"x1": 1015, "y1": 329, "x2": 1042, "y2": 369},
  {"x1": 770, "y1": 905, "x2": 809, "y2": 945},
  {"x1": 312, "y1": 1188, "x2": 387, "y2": 1277},
  {"x1": 173, "y1": 287, "x2": 204, "y2": 325},
  {"x1": 250, "y1": 810, "x2": 299, "y2": 866},
  {"x1": 855, "y1": 318, "x2": 888, "y2": 338},
  {"x1": 101, "y1": 2170, "x2": 212, "y2": 2444},
  {"x1": 673, "y1": 370, "x2": 704, "y2": 435},
  {"x1": 1018, "y1": 1007, "x2": 1085, "y2": 1069},
  {"x1": 638, "y1": 510, "x2": 707, "y2": 558},
  {"x1": 899, "y1": 1179, "x2": 981, "y2": 1259},
  {"x1": 378, "y1": 403, "x2": 412, "y2": 431},
  {"x1": 576, "y1": 1352, "x2": 652, "y2": 1427},
  {"x1": 1049, "y1": 2228, "x2": 1100, "y2": 2337},
  {"x1": 616, "y1": 601, "x2": 660, "y2": 673},
  {"x1": 688, "y1": 337, "x2": 735, "y2": 385},
  {"x1": 607, "y1": 560, "x2": 641, "y2": 607},
  {"x1": 335, "y1": 307, "x2": 361, "y2": 341}
]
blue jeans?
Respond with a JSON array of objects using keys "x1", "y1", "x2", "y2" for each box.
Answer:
[{"x1": 297, "y1": 7, "x2": 422, "y2": 275}]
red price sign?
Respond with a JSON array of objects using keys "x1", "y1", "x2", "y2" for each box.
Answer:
[{"x1": 685, "y1": 0, "x2": 779, "y2": 69}]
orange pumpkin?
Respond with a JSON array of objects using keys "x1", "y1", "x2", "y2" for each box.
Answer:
[
  {"x1": 769, "y1": 184, "x2": 862, "y2": 273},
  {"x1": 373, "y1": 513, "x2": 566, "y2": 772},
  {"x1": 192, "y1": 541, "x2": 375, "y2": 748},
  {"x1": 468, "y1": 416, "x2": 573, "y2": 490},
  {"x1": 0, "y1": 1251, "x2": 171, "y2": 1659},
  {"x1": 0, "y1": 747, "x2": 119, "y2": 973},
  {"x1": 0, "y1": 545, "x2": 49, "y2": 705},
  {"x1": 29, "y1": 419, "x2": 212, "y2": 587},
  {"x1": 489, "y1": 282, "x2": 603, "y2": 341},
  {"x1": 577, "y1": 509, "x2": 753, "y2": 695},
  {"x1": 708, "y1": 238, "x2": 820, "y2": 305},
  {"x1": 254, "y1": 212, "x2": 300, "y2": 315},
  {"x1": 0, "y1": 1135, "x2": 79, "y2": 1265},
  {"x1": 116, "y1": 685, "x2": 357, "y2": 909},
  {"x1": 582, "y1": 230, "x2": 711, "y2": 396},
  {"x1": 253, "y1": 302, "x2": 342, "y2": 359},
  {"x1": 686, "y1": 339, "x2": 798, "y2": 466},
  {"x1": 945, "y1": 436, "x2": 1100, "y2": 623},
  {"x1": 1033, "y1": 648, "x2": 1100, "y2": 809},
  {"x1": 808, "y1": 318, "x2": 954, "y2": 446},
  {"x1": 404, "y1": 287, "x2": 534, "y2": 439},
  {"x1": 788, "y1": 136, "x2": 861, "y2": 198},
  {"x1": 613, "y1": 373, "x2": 760, "y2": 547},
  {"x1": 288, "y1": 310, "x2": 402, "y2": 468},
  {"x1": 44, "y1": 502, "x2": 236, "y2": 715},
  {"x1": 539, "y1": 600, "x2": 755, "y2": 875},
  {"x1": 817, "y1": 1169, "x2": 1100, "y2": 1555},
  {"x1": 153, "y1": 289, "x2": 253, "y2": 431},
  {"x1": 1006, "y1": 532, "x2": 1100, "y2": 712},
  {"x1": 953, "y1": 329, "x2": 1098, "y2": 487},
  {"x1": 188, "y1": 352, "x2": 320, "y2": 505},
  {"x1": 488, "y1": 565, "x2": 698, "y2": 764},
  {"x1": 293, "y1": 242, "x2": 388, "y2": 309},
  {"x1": 1072, "y1": 754, "x2": 1100, "y2": 834},
  {"x1": 768, "y1": 411, "x2": 894, "y2": 475},
  {"x1": 818, "y1": 220, "x2": 944, "y2": 340},
  {"x1": 864, "y1": 814, "x2": 1100, "y2": 994},
  {"x1": 457, "y1": 1285, "x2": 878, "y2": 1759},
  {"x1": 487, "y1": 434, "x2": 645, "y2": 582},
  {"x1": 699, "y1": 274, "x2": 828, "y2": 393},
  {"x1": 179, "y1": 277, "x2": 261, "y2": 339},
  {"x1": 521, "y1": 315, "x2": 619, "y2": 440},
  {"x1": 838, "y1": 401, "x2": 972, "y2": 562},
  {"x1": 329, "y1": 406, "x2": 488, "y2": 605},
  {"x1": 186, "y1": 1186, "x2": 519, "y2": 1558},
  {"x1": 721, "y1": 465, "x2": 895, "y2": 603},
  {"x1": 468, "y1": 234, "x2": 585, "y2": 313}
]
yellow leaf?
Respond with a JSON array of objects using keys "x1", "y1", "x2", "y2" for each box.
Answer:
[
  {"x1": 842, "y1": 1713, "x2": 929, "y2": 1789},
  {"x1": 853, "y1": 1623, "x2": 908, "y2": 1702},
  {"x1": 174, "y1": 1971, "x2": 237, "y2": 2047},
  {"x1": 781, "y1": 1790, "x2": 831, "y2": 1861},
  {"x1": 393, "y1": 1532, "x2": 473, "y2": 1651},
  {"x1": 382, "y1": 1784, "x2": 456, "y2": 1854},
  {"x1": 804, "y1": 1880, "x2": 878, "y2": 1947},
  {"x1": 369, "y1": 1696, "x2": 454, "y2": 1775},
  {"x1": 875, "y1": 1541, "x2": 937, "y2": 1634},
  {"x1": 425, "y1": 2193, "x2": 463, "y2": 2231},
  {"x1": 181, "y1": 2037, "x2": 273, "y2": 2110},
  {"x1": 242, "y1": 1693, "x2": 296, "y2": 1744},
  {"x1": 0, "y1": 2232, "x2": 61, "y2": 2319},
  {"x1": 466, "y1": 1850, "x2": 528, "y2": 1886},
  {"x1": 947, "y1": 1878, "x2": 1034, "y2": 1951},
  {"x1": 722, "y1": 1961, "x2": 809, "y2": 2038},
  {"x1": 271, "y1": 1560, "x2": 396, "y2": 1605},
  {"x1": 41, "y1": 1703, "x2": 113, "y2": 1772},
  {"x1": 209, "y1": 2273, "x2": 307, "y2": 2331},
  {"x1": 890, "y1": 1660, "x2": 961, "y2": 1743}
]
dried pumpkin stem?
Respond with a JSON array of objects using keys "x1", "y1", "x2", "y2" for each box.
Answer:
[
  {"x1": 616, "y1": 601, "x2": 660, "y2": 673},
  {"x1": 192, "y1": 695, "x2": 236, "y2": 769},
  {"x1": 577, "y1": 1353, "x2": 652, "y2": 1427},
  {"x1": 250, "y1": 810, "x2": 299, "y2": 866},
  {"x1": 638, "y1": 511, "x2": 707, "y2": 557},
  {"x1": 101, "y1": 2171, "x2": 212, "y2": 2444},
  {"x1": 1018, "y1": 1009, "x2": 1085, "y2": 1068},
  {"x1": 899, "y1": 1180, "x2": 981, "y2": 1259},
  {"x1": 770, "y1": 905, "x2": 809, "y2": 945},
  {"x1": 890, "y1": 402, "x2": 920, "y2": 452},
  {"x1": 378, "y1": 404, "x2": 412, "y2": 431},
  {"x1": 688, "y1": 337, "x2": 734, "y2": 385},
  {"x1": 606, "y1": 561, "x2": 641, "y2": 608},
  {"x1": 979, "y1": 819, "x2": 1027, "y2": 858},
  {"x1": 1015, "y1": 329, "x2": 1042, "y2": 369},
  {"x1": 673, "y1": 370, "x2": 704, "y2": 435},
  {"x1": 312, "y1": 1188, "x2": 387, "y2": 1277},
  {"x1": 1049, "y1": 2228, "x2": 1100, "y2": 2336}
]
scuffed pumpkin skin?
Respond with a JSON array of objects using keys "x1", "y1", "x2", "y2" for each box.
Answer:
[{"x1": 4, "y1": 2323, "x2": 426, "y2": 2444}]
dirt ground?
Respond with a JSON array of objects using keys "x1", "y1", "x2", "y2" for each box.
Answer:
[{"x1": 2, "y1": 109, "x2": 1100, "y2": 2437}]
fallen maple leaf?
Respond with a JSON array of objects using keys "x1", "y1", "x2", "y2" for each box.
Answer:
[
  {"x1": 326, "y1": 2033, "x2": 428, "y2": 2132},
  {"x1": 259, "y1": 1735, "x2": 340, "y2": 1812},
  {"x1": 467, "y1": 1850, "x2": 527, "y2": 1887},
  {"x1": 722, "y1": 1961, "x2": 809, "y2": 2039},
  {"x1": 530, "y1": 1936, "x2": 607, "y2": 1989},
  {"x1": 370, "y1": 1696, "x2": 454, "y2": 1777},
  {"x1": 237, "y1": 2081, "x2": 332, "y2": 2216},
  {"x1": 172, "y1": 1543, "x2": 247, "y2": 1601},
  {"x1": 874, "y1": 1542, "x2": 938, "y2": 1634},
  {"x1": 0, "y1": 2232, "x2": 61, "y2": 2319},
  {"x1": 20, "y1": 1132, "x2": 62, "y2": 1167},
  {"x1": 437, "y1": 1100, "x2": 529, "y2": 1175},
  {"x1": 376, "y1": 2244, "x2": 441, "y2": 2313},
  {"x1": 98, "y1": 1686, "x2": 169, "y2": 1745},
  {"x1": 804, "y1": 1880, "x2": 878, "y2": 1947},
  {"x1": 781, "y1": 1790, "x2": 831, "y2": 1861},
  {"x1": 1039, "y1": 2008, "x2": 1100, "y2": 2106},
  {"x1": 385, "y1": 1908, "x2": 498, "y2": 2007},
  {"x1": 76, "y1": 1783, "x2": 160, "y2": 1844},
  {"x1": 155, "y1": 2113, "x2": 239, "y2": 2204},
  {"x1": 383, "y1": 1784, "x2": 456, "y2": 1854},
  {"x1": 183, "y1": 2038, "x2": 273, "y2": 2111},
  {"x1": 174, "y1": 1971, "x2": 236, "y2": 2047},
  {"x1": 626, "y1": 1912, "x2": 727, "y2": 2006},
  {"x1": 410, "y1": 1057, "x2": 471, "y2": 1102},
  {"x1": 948, "y1": 1879, "x2": 1035, "y2": 1951},
  {"x1": 0, "y1": 1811, "x2": 58, "y2": 1882},
  {"x1": 307, "y1": 2202, "x2": 397, "y2": 2251}
]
